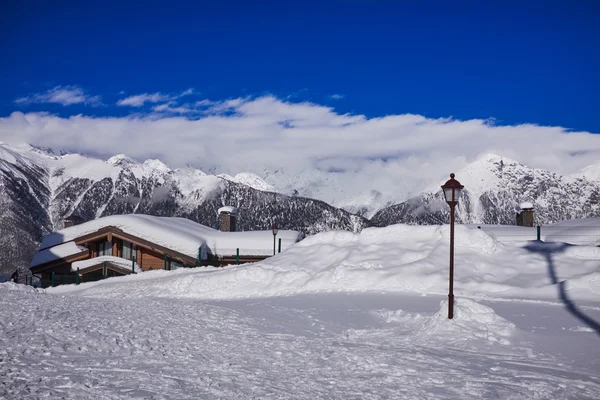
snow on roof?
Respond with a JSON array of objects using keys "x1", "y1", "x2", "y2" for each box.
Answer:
[
  {"x1": 72, "y1": 256, "x2": 142, "y2": 273},
  {"x1": 31, "y1": 242, "x2": 87, "y2": 267},
  {"x1": 38, "y1": 214, "x2": 302, "y2": 258},
  {"x1": 218, "y1": 206, "x2": 238, "y2": 214},
  {"x1": 518, "y1": 201, "x2": 534, "y2": 209}
]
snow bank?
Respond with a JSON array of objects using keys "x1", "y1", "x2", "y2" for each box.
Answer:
[
  {"x1": 38, "y1": 214, "x2": 302, "y2": 258},
  {"x1": 31, "y1": 241, "x2": 87, "y2": 267},
  {"x1": 0, "y1": 282, "x2": 40, "y2": 293},
  {"x1": 50, "y1": 223, "x2": 600, "y2": 303}
]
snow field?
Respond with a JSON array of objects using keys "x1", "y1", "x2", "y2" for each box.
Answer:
[
  {"x1": 6, "y1": 222, "x2": 600, "y2": 398},
  {"x1": 2, "y1": 287, "x2": 599, "y2": 399}
]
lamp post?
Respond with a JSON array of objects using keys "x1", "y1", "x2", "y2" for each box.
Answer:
[
  {"x1": 272, "y1": 224, "x2": 279, "y2": 256},
  {"x1": 441, "y1": 173, "x2": 464, "y2": 319}
]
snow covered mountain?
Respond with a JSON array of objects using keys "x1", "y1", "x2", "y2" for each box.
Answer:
[
  {"x1": 0, "y1": 142, "x2": 366, "y2": 276},
  {"x1": 371, "y1": 154, "x2": 600, "y2": 226},
  {"x1": 217, "y1": 172, "x2": 275, "y2": 192},
  {"x1": 2, "y1": 143, "x2": 600, "y2": 277}
]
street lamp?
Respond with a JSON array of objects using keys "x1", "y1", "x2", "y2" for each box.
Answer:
[
  {"x1": 441, "y1": 173, "x2": 464, "y2": 319},
  {"x1": 271, "y1": 223, "x2": 279, "y2": 256}
]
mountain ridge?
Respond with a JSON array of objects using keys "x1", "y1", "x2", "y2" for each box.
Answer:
[
  {"x1": 371, "y1": 154, "x2": 600, "y2": 226},
  {"x1": 1, "y1": 141, "x2": 600, "y2": 277}
]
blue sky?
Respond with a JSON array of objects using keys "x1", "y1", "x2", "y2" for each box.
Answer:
[
  {"x1": 2, "y1": 1, "x2": 600, "y2": 204},
  {"x1": 2, "y1": 0, "x2": 599, "y2": 131}
]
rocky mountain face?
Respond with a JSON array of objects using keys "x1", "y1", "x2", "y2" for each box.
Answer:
[
  {"x1": 370, "y1": 154, "x2": 600, "y2": 226},
  {"x1": 0, "y1": 145, "x2": 53, "y2": 279},
  {"x1": 0, "y1": 143, "x2": 366, "y2": 277}
]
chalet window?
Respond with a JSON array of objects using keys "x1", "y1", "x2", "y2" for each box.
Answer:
[
  {"x1": 122, "y1": 241, "x2": 132, "y2": 260},
  {"x1": 97, "y1": 241, "x2": 112, "y2": 256},
  {"x1": 170, "y1": 260, "x2": 184, "y2": 270}
]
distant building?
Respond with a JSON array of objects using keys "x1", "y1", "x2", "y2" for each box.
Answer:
[
  {"x1": 516, "y1": 202, "x2": 534, "y2": 227},
  {"x1": 218, "y1": 206, "x2": 238, "y2": 232}
]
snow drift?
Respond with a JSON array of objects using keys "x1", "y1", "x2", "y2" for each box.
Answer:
[
  {"x1": 367, "y1": 298, "x2": 518, "y2": 345},
  {"x1": 50, "y1": 223, "x2": 600, "y2": 302},
  {"x1": 416, "y1": 299, "x2": 517, "y2": 345}
]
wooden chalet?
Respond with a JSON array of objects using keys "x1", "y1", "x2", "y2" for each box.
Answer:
[{"x1": 30, "y1": 213, "x2": 302, "y2": 288}]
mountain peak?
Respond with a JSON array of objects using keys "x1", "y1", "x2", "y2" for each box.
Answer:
[
  {"x1": 106, "y1": 154, "x2": 137, "y2": 167},
  {"x1": 473, "y1": 153, "x2": 521, "y2": 166},
  {"x1": 142, "y1": 159, "x2": 170, "y2": 172},
  {"x1": 218, "y1": 171, "x2": 275, "y2": 192}
]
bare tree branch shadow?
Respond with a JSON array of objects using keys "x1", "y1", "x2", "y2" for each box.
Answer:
[{"x1": 524, "y1": 241, "x2": 600, "y2": 338}]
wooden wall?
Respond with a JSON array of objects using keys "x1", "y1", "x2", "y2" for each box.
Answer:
[{"x1": 139, "y1": 248, "x2": 165, "y2": 271}]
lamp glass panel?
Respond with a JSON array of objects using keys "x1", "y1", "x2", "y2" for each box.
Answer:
[
  {"x1": 454, "y1": 187, "x2": 463, "y2": 200},
  {"x1": 443, "y1": 187, "x2": 456, "y2": 203}
]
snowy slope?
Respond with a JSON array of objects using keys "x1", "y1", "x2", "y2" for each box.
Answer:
[
  {"x1": 218, "y1": 172, "x2": 275, "y2": 192},
  {"x1": 581, "y1": 162, "x2": 600, "y2": 182},
  {"x1": 51, "y1": 222, "x2": 600, "y2": 302}
]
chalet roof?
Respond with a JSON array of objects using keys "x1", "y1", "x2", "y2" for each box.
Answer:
[
  {"x1": 37, "y1": 214, "x2": 302, "y2": 260},
  {"x1": 31, "y1": 241, "x2": 87, "y2": 267}
]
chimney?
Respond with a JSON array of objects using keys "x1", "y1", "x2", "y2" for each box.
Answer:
[
  {"x1": 516, "y1": 202, "x2": 534, "y2": 227},
  {"x1": 63, "y1": 214, "x2": 84, "y2": 228},
  {"x1": 218, "y1": 206, "x2": 238, "y2": 232}
]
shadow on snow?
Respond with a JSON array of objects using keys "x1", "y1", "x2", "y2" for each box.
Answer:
[{"x1": 524, "y1": 241, "x2": 600, "y2": 338}]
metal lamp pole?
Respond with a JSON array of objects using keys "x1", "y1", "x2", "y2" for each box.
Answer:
[
  {"x1": 441, "y1": 173, "x2": 464, "y2": 320},
  {"x1": 448, "y1": 201, "x2": 456, "y2": 319},
  {"x1": 272, "y1": 224, "x2": 278, "y2": 256}
]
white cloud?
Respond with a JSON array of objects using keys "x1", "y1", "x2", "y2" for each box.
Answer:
[
  {"x1": 1, "y1": 95, "x2": 600, "y2": 207},
  {"x1": 117, "y1": 88, "x2": 196, "y2": 107},
  {"x1": 195, "y1": 99, "x2": 215, "y2": 107},
  {"x1": 329, "y1": 94, "x2": 344, "y2": 100},
  {"x1": 152, "y1": 102, "x2": 195, "y2": 114},
  {"x1": 15, "y1": 86, "x2": 101, "y2": 106},
  {"x1": 117, "y1": 93, "x2": 171, "y2": 107}
]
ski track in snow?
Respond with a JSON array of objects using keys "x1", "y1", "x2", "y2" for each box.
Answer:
[{"x1": 1, "y1": 289, "x2": 599, "y2": 400}]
